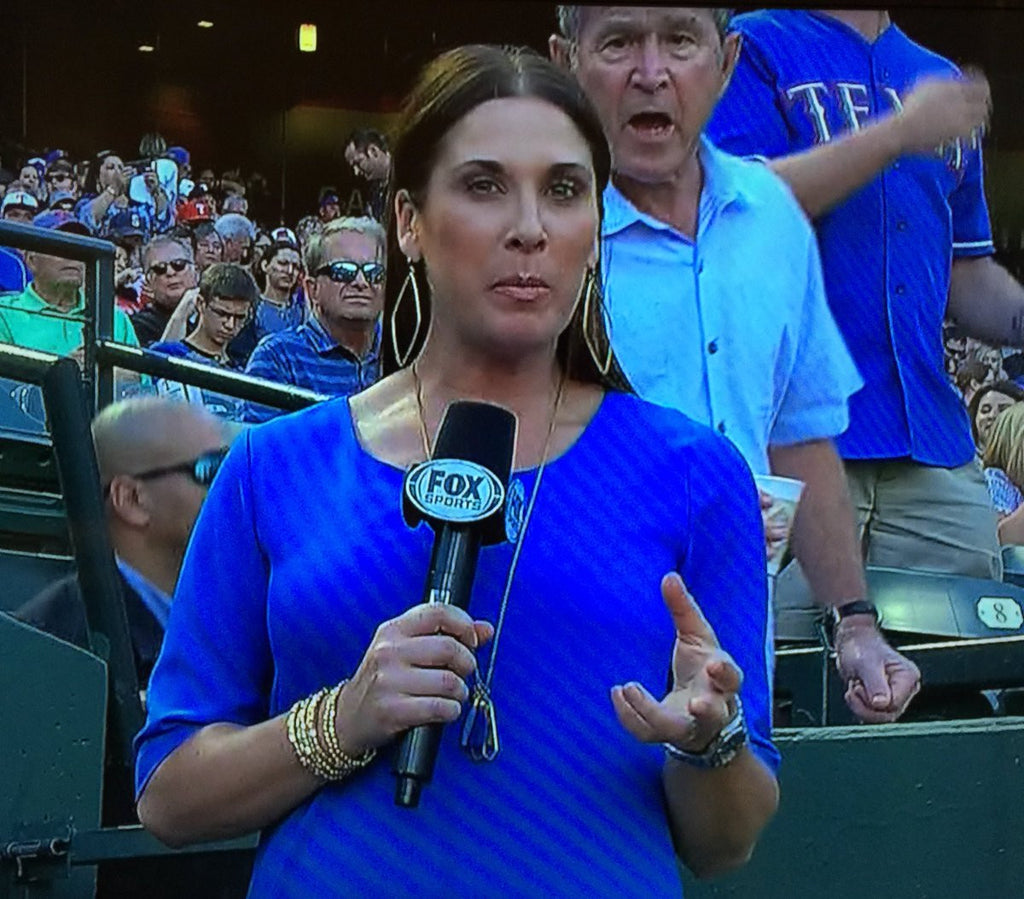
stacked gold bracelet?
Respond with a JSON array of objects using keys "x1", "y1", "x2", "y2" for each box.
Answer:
[{"x1": 285, "y1": 681, "x2": 376, "y2": 781}]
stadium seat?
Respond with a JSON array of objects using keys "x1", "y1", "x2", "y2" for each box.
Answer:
[{"x1": 0, "y1": 546, "x2": 74, "y2": 612}]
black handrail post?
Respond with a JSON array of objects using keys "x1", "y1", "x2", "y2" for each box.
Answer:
[
  {"x1": 88, "y1": 248, "x2": 116, "y2": 414},
  {"x1": 42, "y1": 356, "x2": 143, "y2": 771}
]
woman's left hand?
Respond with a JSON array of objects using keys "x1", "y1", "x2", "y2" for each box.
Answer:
[{"x1": 611, "y1": 572, "x2": 743, "y2": 753}]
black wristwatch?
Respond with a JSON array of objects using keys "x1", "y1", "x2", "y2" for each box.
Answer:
[
  {"x1": 663, "y1": 697, "x2": 747, "y2": 769},
  {"x1": 822, "y1": 600, "x2": 881, "y2": 649},
  {"x1": 833, "y1": 600, "x2": 880, "y2": 626}
]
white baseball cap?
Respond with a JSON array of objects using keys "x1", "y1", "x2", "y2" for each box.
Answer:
[{"x1": 1, "y1": 190, "x2": 40, "y2": 215}]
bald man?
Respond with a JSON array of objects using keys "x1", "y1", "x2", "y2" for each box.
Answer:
[
  {"x1": 14, "y1": 398, "x2": 248, "y2": 890},
  {"x1": 15, "y1": 397, "x2": 228, "y2": 684}
]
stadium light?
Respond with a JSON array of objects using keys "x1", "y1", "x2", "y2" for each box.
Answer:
[{"x1": 299, "y1": 23, "x2": 317, "y2": 52}]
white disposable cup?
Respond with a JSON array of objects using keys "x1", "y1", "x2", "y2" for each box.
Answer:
[{"x1": 753, "y1": 475, "x2": 804, "y2": 576}]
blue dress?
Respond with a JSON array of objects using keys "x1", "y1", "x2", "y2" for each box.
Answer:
[{"x1": 136, "y1": 391, "x2": 777, "y2": 898}]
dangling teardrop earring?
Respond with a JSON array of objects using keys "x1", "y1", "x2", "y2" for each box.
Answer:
[
  {"x1": 580, "y1": 268, "x2": 612, "y2": 377},
  {"x1": 391, "y1": 257, "x2": 423, "y2": 368}
]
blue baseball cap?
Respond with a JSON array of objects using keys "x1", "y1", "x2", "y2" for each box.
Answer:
[
  {"x1": 109, "y1": 207, "x2": 147, "y2": 239},
  {"x1": 32, "y1": 209, "x2": 90, "y2": 235},
  {"x1": 166, "y1": 146, "x2": 190, "y2": 167},
  {"x1": 47, "y1": 191, "x2": 77, "y2": 212}
]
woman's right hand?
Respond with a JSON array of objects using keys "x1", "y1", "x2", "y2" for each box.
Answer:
[{"x1": 334, "y1": 604, "x2": 494, "y2": 756}]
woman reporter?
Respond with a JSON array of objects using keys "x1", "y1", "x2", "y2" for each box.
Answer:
[{"x1": 135, "y1": 45, "x2": 778, "y2": 896}]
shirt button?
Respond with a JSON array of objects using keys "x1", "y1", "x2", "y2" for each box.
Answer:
[
  {"x1": 896, "y1": 220, "x2": 908, "y2": 231},
  {"x1": 708, "y1": 340, "x2": 718, "y2": 354},
  {"x1": 895, "y1": 284, "x2": 906, "y2": 295},
  {"x1": 717, "y1": 421, "x2": 727, "y2": 434}
]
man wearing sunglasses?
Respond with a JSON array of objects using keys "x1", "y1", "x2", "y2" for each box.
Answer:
[
  {"x1": 130, "y1": 235, "x2": 198, "y2": 346},
  {"x1": 150, "y1": 262, "x2": 259, "y2": 420},
  {"x1": 14, "y1": 398, "x2": 228, "y2": 846},
  {"x1": 242, "y1": 217, "x2": 384, "y2": 423},
  {"x1": 45, "y1": 159, "x2": 78, "y2": 203},
  {"x1": 15, "y1": 397, "x2": 228, "y2": 685}
]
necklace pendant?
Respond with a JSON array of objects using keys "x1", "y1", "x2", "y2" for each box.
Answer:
[{"x1": 460, "y1": 682, "x2": 500, "y2": 762}]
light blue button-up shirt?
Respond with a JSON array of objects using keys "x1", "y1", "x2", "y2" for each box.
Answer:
[{"x1": 601, "y1": 137, "x2": 862, "y2": 475}]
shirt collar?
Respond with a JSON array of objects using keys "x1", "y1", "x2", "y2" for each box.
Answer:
[
  {"x1": 115, "y1": 556, "x2": 172, "y2": 629},
  {"x1": 306, "y1": 314, "x2": 382, "y2": 361},
  {"x1": 602, "y1": 135, "x2": 750, "y2": 239},
  {"x1": 25, "y1": 281, "x2": 85, "y2": 314}
]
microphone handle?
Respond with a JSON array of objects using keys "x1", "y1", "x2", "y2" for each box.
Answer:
[{"x1": 394, "y1": 525, "x2": 482, "y2": 807}]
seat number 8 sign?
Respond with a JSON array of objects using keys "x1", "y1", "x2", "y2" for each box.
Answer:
[{"x1": 976, "y1": 597, "x2": 1024, "y2": 630}]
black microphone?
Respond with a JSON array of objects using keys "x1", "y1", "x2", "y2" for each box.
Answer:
[{"x1": 394, "y1": 400, "x2": 517, "y2": 808}]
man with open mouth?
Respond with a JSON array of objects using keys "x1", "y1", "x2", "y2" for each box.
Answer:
[{"x1": 552, "y1": 5, "x2": 921, "y2": 724}]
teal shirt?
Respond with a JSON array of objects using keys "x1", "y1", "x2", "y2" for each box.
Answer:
[{"x1": 0, "y1": 282, "x2": 139, "y2": 356}]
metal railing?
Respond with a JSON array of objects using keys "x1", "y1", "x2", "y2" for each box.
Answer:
[{"x1": 0, "y1": 346, "x2": 141, "y2": 770}]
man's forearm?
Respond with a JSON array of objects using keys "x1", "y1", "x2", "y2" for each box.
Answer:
[
  {"x1": 768, "y1": 439, "x2": 866, "y2": 607},
  {"x1": 769, "y1": 114, "x2": 903, "y2": 220},
  {"x1": 662, "y1": 750, "x2": 778, "y2": 879},
  {"x1": 767, "y1": 73, "x2": 990, "y2": 221},
  {"x1": 948, "y1": 256, "x2": 1024, "y2": 347}
]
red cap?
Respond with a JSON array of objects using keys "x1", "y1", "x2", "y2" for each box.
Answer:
[{"x1": 177, "y1": 198, "x2": 214, "y2": 223}]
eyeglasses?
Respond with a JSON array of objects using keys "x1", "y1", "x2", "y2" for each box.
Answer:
[
  {"x1": 315, "y1": 260, "x2": 385, "y2": 285},
  {"x1": 47, "y1": 173, "x2": 73, "y2": 184},
  {"x1": 104, "y1": 447, "x2": 229, "y2": 495},
  {"x1": 149, "y1": 259, "x2": 192, "y2": 276},
  {"x1": 205, "y1": 304, "x2": 250, "y2": 325}
]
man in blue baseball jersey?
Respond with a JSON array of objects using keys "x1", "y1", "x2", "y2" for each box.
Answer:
[
  {"x1": 707, "y1": 10, "x2": 1018, "y2": 587},
  {"x1": 553, "y1": 6, "x2": 920, "y2": 723}
]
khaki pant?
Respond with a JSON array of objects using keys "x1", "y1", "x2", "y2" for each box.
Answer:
[{"x1": 775, "y1": 458, "x2": 1001, "y2": 640}]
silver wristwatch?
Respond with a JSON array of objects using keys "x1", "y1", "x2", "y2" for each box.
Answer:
[{"x1": 663, "y1": 697, "x2": 747, "y2": 769}]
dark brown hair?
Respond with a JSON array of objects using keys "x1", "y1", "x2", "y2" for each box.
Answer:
[
  {"x1": 199, "y1": 262, "x2": 259, "y2": 306},
  {"x1": 383, "y1": 44, "x2": 630, "y2": 392},
  {"x1": 968, "y1": 379, "x2": 1024, "y2": 446}
]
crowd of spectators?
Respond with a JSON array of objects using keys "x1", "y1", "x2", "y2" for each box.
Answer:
[{"x1": 0, "y1": 128, "x2": 392, "y2": 425}]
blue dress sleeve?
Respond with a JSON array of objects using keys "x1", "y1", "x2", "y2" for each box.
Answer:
[
  {"x1": 680, "y1": 431, "x2": 779, "y2": 772},
  {"x1": 135, "y1": 431, "x2": 273, "y2": 797}
]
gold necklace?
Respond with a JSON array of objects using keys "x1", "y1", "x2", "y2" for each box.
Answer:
[{"x1": 409, "y1": 360, "x2": 565, "y2": 760}]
